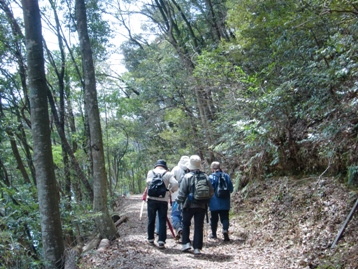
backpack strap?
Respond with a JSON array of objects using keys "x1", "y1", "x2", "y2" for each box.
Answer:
[
  {"x1": 188, "y1": 171, "x2": 196, "y2": 193},
  {"x1": 152, "y1": 170, "x2": 167, "y2": 177},
  {"x1": 213, "y1": 172, "x2": 222, "y2": 189}
]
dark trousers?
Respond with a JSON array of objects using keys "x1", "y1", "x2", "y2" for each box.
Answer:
[
  {"x1": 147, "y1": 199, "x2": 168, "y2": 243},
  {"x1": 210, "y1": 210, "x2": 229, "y2": 234},
  {"x1": 182, "y1": 207, "x2": 206, "y2": 250}
]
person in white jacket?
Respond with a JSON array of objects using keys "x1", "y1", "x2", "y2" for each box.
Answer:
[
  {"x1": 146, "y1": 159, "x2": 178, "y2": 249},
  {"x1": 170, "y1": 156, "x2": 189, "y2": 240}
]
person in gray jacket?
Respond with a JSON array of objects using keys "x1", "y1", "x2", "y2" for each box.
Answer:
[
  {"x1": 146, "y1": 159, "x2": 178, "y2": 249},
  {"x1": 176, "y1": 155, "x2": 214, "y2": 255},
  {"x1": 170, "y1": 155, "x2": 189, "y2": 240}
]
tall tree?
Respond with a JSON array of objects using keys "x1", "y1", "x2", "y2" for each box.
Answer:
[
  {"x1": 21, "y1": 0, "x2": 64, "y2": 268},
  {"x1": 117, "y1": 0, "x2": 233, "y2": 163},
  {"x1": 75, "y1": 0, "x2": 117, "y2": 239}
]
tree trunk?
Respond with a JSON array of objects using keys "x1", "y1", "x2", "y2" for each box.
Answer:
[
  {"x1": 21, "y1": 0, "x2": 64, "y2": 268},
  {"x1": 47, "y1": 86, "x2": 94, "y2": 201},
  {"x1": 5, "y1": 129, "x2": 31, "y2": 184},
  {"x1": 0, "y1": 0, "x2": 37, "y2": 185},
  {"x1": 75, "y1": 0, "x2": 117, "y2": 240}
]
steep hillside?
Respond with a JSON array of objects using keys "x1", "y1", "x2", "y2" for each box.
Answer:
[{"x1": 232, "y1": 176, "x2": 358, "y2": 268}]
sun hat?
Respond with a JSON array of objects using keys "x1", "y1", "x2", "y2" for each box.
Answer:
[
  {"x1": 187, "y1": 155, "x2": 201, "y2": 170},
  {"x1": 178, "y1": 156, "x2": 189, "y2": 170},
  {"x1": 154, "y1": 159, "x2": 168, "y2": 170}
]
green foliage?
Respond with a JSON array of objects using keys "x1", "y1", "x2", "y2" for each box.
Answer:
[
  {"x1": 0, "y1": 184, "x2": 41, "y2": 268},
  {"x1": 160, "y1": 108, "x2": 189, "y2": 142},
  {"x1": 52, "y1": 144, "x2": 63, "y2": 168},
  {"x1": 1, "y1": 0, "x2": 358, "y2": 265},
  {"x1": 347, "y1": 166, "x2": 358, "y2": 186},
  {"x1": 222, "y1": 0, "x2": 358, "y2": 177}
]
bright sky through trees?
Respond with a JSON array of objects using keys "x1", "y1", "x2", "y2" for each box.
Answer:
[{"x1": 10, "y1": 0, "x2": 150, "y2": 75}]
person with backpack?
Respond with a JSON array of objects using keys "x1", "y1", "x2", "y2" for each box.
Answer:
[
  {"x1": 176, "y1": 155, "x2": 214, "y2": 255},
  {"x1": 170, "y1": 156, "x2": 190, "y2": 241},
  {"x1": 146, "y1": 159, "x2": 178, "y2": 249},
  {"x1": 208, "y1": 161, "x2": 234, "y2": 242}
]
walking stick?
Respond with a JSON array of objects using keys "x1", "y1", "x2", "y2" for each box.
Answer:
[
  {"x1": 331, "y1": 197, "x2": 358, "y2": 248},
  {"x1": 166, "y1": 216, "x2": 176, "y2": 238},
  {"x1": 166, "y1": 191, "x2": 176, "y2": 237},
  {"x1": 139, "y1": 188, "x2": 147, "y2": 220}
]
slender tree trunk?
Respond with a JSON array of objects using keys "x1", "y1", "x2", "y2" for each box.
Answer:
[
  {"x1": 5, "y1": 129, "x2": 31, "y2": 184},
  {"x1": 75, "y1": 0, "x2": 117, "y2": 240},
  {"x1": 65, "y1": 73, "x2": 83, "y2": 202},
  {"x1": 104, "y1": 106, "x2": 113, "y2": 196},
  {"x1": 21, "y1": 0, "x2": 64, "y2": 268},
  {"x1": 0, "y1": 0, "x2": 30, "y2": 111},
  {"x1": 0, "y1": 0, "x2": 37, "y2": 184},
  {"x1": 47, "y1": 90, "x2": 94, "y2": 200},
  {"x1": 15, "y1": 119, "x2": 37, "y2": 185}
]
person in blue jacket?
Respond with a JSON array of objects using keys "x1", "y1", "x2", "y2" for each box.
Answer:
[{"x1": 208, "y1": 161, "x2": 234, "y2": 241}]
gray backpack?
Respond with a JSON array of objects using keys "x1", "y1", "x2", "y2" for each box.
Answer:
[{"x1": 190, "y1": 171, "x2": 212, "y2": 204}]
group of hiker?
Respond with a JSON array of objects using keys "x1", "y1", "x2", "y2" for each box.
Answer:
[{"x1": 144, "y1": 155, "x2": 234, "y2": 255}]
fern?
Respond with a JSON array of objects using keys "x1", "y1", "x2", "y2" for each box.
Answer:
[{"x1": 347, "y1": 166, "x2": 358, "y2": 185}]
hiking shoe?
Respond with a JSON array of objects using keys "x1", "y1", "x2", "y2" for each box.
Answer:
[
  {"x1": 194, "y1": 249, "x2": 201, "y2": 255},
  {"x1": 158, "y1": 241, "x2": 165, "y2": 249},
  {"x1": 148, "y1": 239, "x2": 155, "y2": 245},
  {"x1": 176, "y1": 230, "x2": 183, "y2": 243},
  {"x1": 181, "y1": 242, "x2": 191, "y2": 252},
  {"x1": 209, "y1": 234, "x2": 217, "y2": 239},
  {"x1": 223, "y1": 232, "x2": 230, "y2": 242},
  {"x1": 175, "y1": 229, "x2": 182, "y2": 240}
]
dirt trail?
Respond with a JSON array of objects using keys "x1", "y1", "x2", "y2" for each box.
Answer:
[
  {"x1": 80, "y1": 194, "x2": 285, "y2": 269},
  {"x1": 79, "y1": 177, "x2": 358, "y2": 269}
]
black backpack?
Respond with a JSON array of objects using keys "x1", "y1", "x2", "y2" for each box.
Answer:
[
  {"x1": 147, "y1": 171, "x2": 168, "y2": 198},
  {"x1": 215, "y1": 173, "x2": 230, "y2": 198},
  {"x1": 190, "y1": 171, "x2": 212, "y2": 204}
]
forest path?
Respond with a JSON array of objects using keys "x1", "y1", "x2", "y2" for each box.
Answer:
[{"x1": 80, "y1": 194, "x2": 284, "y2": 269}]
